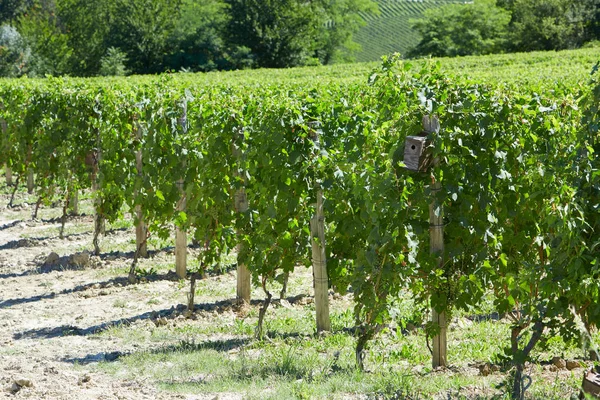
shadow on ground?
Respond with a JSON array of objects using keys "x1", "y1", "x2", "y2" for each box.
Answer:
[
  {"x1": 62, "y1": 336, "x2": 251, "y2": 366},
  {"x1": 13, "y1": 303, "x2": 188, "y2": 340},
  {"x1": 0, "y1": 242, "x2": 180, "y2": 279},
  {"x1": 13, "y1": 294, "x2": 318, "y2": 341},
  {"x1": 0, "y1": 271, "x2": 180, "y2": 309}
]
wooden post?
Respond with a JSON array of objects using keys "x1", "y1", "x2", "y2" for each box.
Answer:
[
  {"x1": 309, "y1": 123, "x2": 331, "y2": 333},
  {"x1": 425, "y1": 115, "x2": 447, "y2": 368},
  {"x1": 92, "y1": 133, "x2": 105, "y2": 255},
  {"x1": 0, "y1": 115, "x2": 11, "y2": 186},
  {"x1": 92, "y1": 169, "x2": 101, "y2": 247},
  {"x1": 5, "y1": 166, "x2": 12, "y2": 186},
  {"x1": 70, "y1": 190, "x2": 79, "y2": 216},
  {"x1": 175, "y1": 192, "x2": 187, "y2": 278},
  {"x1": 93, "y1": 178, "x2": 104, "y2": 233},
  {"x1": 27, "y1": 169, "x2": 34, "y2": 194},
  {"x1": 134, "y1": 118, "x2": 148, "y2": 258},
  {"x1": 233, "y1": 128, "x2": 251, "y2": 304},
  {"x1": 175, "y1": 100, "x2": 188, "y2": 279}
]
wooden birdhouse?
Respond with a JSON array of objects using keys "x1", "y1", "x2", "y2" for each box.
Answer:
[
  {"x1": 403, "y1": 135, "x2": 431, "y2": 172},
  {"x1": 403, "y1": 115, "x2": 439, "y2": 173}
]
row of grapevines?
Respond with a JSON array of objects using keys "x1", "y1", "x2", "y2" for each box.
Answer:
[
  {"x1": 357, "y1": 57, "x2": 597, "y2": 398},
  {"x1": 0, "y1": 57, "x2": 598, "y2": 398}
]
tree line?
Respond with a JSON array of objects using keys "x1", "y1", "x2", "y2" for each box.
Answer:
[
  {"x1": 2, "y1": 0, "x2": 600, "y2": 78},
  {"x1": 0, "y1": 0, "x2": 377, "y2": 77},
  {"x1": 410, "y1": 0, "x2": 600, "y2": 58}
]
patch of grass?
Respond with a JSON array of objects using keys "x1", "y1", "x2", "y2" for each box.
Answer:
[
  {"x1": 113, "y1": 299, "x2": 128, "y2": 308},
  {"x1": 94, "y1": 264, "x2": 130, "y2": 279},
  {"x1": 526, "y1": 369, "x2": 582, "y2": 400},
  {"x1": 148, "y1": 235, "x2": 175, "y2": 251},
  {"x1": 448, "y1": 320, "x2": 510, "y2": 366},
  {"x1": 107, "y1": 217, "x2": 133, "y2": 231},
  {"x1": 194, "y1": 275, "x2": 236, "y2": 300},
  {"x1": 96, "y1": 334, "x2": 440, "y2": 399},
  {"x1": 84, "y1": 266, "x2": 596, "y2": 399},
  {"x1": 94, "y1": 323, "x2": 151, "y2": 344},
  {"x1": 265, "y1": 306, "x2": 316, "y2": 337},
  {"x1": 94, "y1": 238, "x2": 133, "y2": 255},
  {"x1": 92, "y1": 291, "x2": 596, "y2": 399},
  {"x1": 330, "y1": 309, "x2": 354, "y2": 331}
]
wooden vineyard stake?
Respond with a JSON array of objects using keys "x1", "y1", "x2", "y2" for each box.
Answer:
[
  {"x1": 27, "y1": 170, "x2": 34, "y2": 194},
  {"x1": 175, "y1": 100, "x2": 188, "y2": 279},
  {"x1": 405, "y1": 115, "x2": 446, "y2": 367},
  {"x1": 5, "y1": 166, "x2": 12, "y2": 186},
  {"x1": 311, "y1": 190, "x2": 331, "y2": 332},
  {"x1": 92, "y1": 140, "x2": 105, "y2": 254},
  {"x1": 309, "y1": 122, "x2": 331, "y2": 333},
  {"x1": 92, "y1": 157, "x2": 100, "y2": 254},
  {"x1": 233, "y1": 128, "x2": 251, "y2": 304},
  {"x1": 424, "y1": 115, "x2": 447, "y2": 368},
  {"x1": 134, "y1": 117, "x2": 148, "y2": 258},
  {"x1": 175, "y1": 179, "x2": 187, "y2": 279},
  {"x1": 0, "y1": 110, "x2": 11, "y2": 186},
  {"x1": 90, "y1": 113, "x2": 106, "y2": 255},
  {"x1": 71, "y1": 190, "x2": 79, "y2": 216}
]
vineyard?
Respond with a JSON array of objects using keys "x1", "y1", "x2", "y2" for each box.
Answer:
[
  {"x1": 354, "y1": 0, "x2": 465, "y2": 62},
  {"x1": 0, "y1": 48, "x2": 599, "y2": 399}
]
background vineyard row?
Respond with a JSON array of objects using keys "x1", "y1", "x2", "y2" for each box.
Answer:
[{"x1": 355, "y1": 0, "x2": 466, "y2": 62}]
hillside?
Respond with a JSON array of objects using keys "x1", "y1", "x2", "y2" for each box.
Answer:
[{"x1": 354, "y1": 0, "x2": 467, "y2": 62}]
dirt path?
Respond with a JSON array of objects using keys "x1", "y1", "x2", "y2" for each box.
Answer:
[{"x1": 0, "y1": 205, "x2": 205, "y2": 399}]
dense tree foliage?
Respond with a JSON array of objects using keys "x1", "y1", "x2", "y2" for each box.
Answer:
[
  {"x1": 224, "y1": 0, "x2": 378, "y2": 67},
  {"x1": 108, "y1": 0, "x2": 181, "y2": 74},
  {"x1": 16, "y1": 3, "x2": 73, "y2": 77},
  {"x1": 0, "y1": 0, "x2": 30, "y2": 24},
  {"x1": 224, "y1": 0, "x2": 318, "y2": 68},
  {"x1": 57, "y1": 0, "x2": 113, "y2": 76},
  {"x1": 410, "y1": 0, "x2": 510, "y2": 57},
  {"x1": 411, "y1": 0, "x2": 600, "y2": 57},
  {"x1": 0, "y1": 0, "x2": 377, "y2": 76},
  {"x1": 3, "y1": 0, "x2": 600, "y2": 76},
  {"x1": 164, "y1": 0, "x2": 241, "y2": 72},
  {"x1": 505, "y1": 0, "x2": 593, "y2": 51}
]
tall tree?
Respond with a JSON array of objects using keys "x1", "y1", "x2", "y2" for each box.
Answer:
[
  {"x1": 506, "y1": 0, "x2": 589, "y2": 51},
  {"x1": 410, "y1": 0, "x2": 511, "y2": 58},
  {"x1": 164, "y1": 0, "x2": 234, "y2": 72},
  {"x1": 224, "y1": 0, "x2": 316, "y2": 68},
  {"x1": 224, "y1": 0, "x2": 377, "y2": 68},
  {"x1": 57, "y1": 0, "x2": 113, "y2": 76},
  {"x1": 587, "y1": 0, "x2": 600, "y2": 42},
  {"x1": 108, "y1": 0, "x2": 181, "y2": 74},
  {"x1": 17, "y1": 2, "x2": 73, "y2": 76}
]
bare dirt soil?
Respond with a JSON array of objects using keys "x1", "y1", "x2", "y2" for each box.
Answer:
[{"x1": 0, "y1": 202, "x2": 213, "y2": 400}]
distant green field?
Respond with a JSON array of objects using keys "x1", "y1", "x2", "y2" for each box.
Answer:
[
  {"x1": 354, "y1": 0, "x2": 466, "y2": 62},
  {"x1": 190, "y1": 47, "x2": 600, "y2": 91}
]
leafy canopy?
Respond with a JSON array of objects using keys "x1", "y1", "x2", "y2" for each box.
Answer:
[{"x1": 410, "y1": 0, "x2": 511, "y2": 58}]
